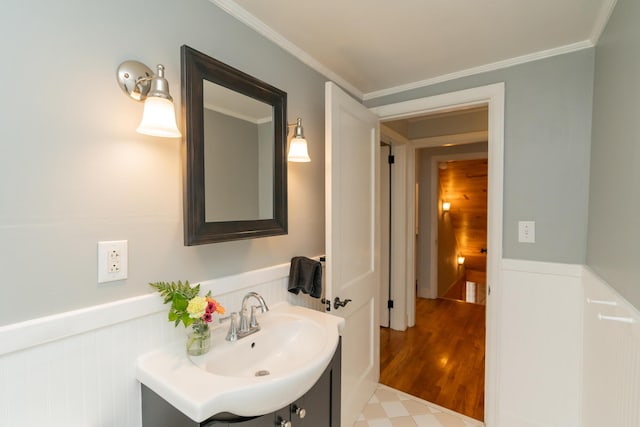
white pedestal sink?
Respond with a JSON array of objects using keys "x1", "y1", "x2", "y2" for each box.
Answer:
[{"x1": 136, "y1": 302, "x2": 344, "y2": 423}]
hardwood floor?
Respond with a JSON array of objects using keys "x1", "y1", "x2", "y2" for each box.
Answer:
[{"x1": 380, "y1": 297, "x2": 485, "y2": 421}]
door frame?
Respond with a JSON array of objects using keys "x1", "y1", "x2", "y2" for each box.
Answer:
[
  {"x1": 378, "y1": 132, "x2": 409, "y2": 330},
  {"x1": 369, "y1": 82, "x2": 504, "y2": 426}
]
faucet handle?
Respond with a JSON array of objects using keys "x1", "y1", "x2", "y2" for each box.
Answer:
[
  {"x1": 249, "y1": 305, "x2": 260, "y2": 329},
  {"x1": 225, "y1": 312, "x2": 238, "y2": 342},
  {"x1": 239, "y1": 308, "x2": 250, "y2": 333}
]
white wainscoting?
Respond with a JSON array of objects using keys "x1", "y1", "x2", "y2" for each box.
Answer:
[
  {"x1": 0, "y1": 260, "x2": 323, "y2": 427},
  {"x1": 3, "y1": 258, "x2": 639, "y2": 427},
  {"x1": 582, "y1": 267, "x2": 640, "y2": 427},
  {"x1": 498, "y1": 259, "x2": 583, "y2": 427}
]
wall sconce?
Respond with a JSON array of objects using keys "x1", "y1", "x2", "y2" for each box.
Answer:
[
  {"x1": 287, "y1": 117, "x2": 311, "y2": 162},
  {"x1": 442, "y1": 201, "x2": 451, "y2": 212},
  {"x1": 457, "y1": 256, "x2": 466, "y2": 266},
  {"x1": 116, "y1": 61, "x2": 181, "y2": 138}
]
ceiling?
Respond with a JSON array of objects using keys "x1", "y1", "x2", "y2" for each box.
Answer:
[{"x1": 212, "y1": 0, "x2": 616, "y2": 99}]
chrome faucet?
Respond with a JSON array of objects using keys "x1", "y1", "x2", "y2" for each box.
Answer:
[
  {"x1": 223, "y1": 292, "x2": 269, "y2": 342},
  {"x1": 239, "y1": 292, "x2": 269, "y2": 336},
  {"x1": 242, "y1": 291, "x2": 269, "y2": 315}
]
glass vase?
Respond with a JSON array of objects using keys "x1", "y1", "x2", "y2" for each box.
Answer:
[{"x1": 186, "y1": 322, "x2": 211, "y2": 356}]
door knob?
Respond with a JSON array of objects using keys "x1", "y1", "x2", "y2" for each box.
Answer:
[
  {"x1": 333, "y1": 297, "x2": 352, "y2": 309},
  {"x1": 278, "y1": 419, "x2": 291, "y2": 427}
]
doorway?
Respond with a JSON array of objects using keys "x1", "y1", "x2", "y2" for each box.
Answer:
[
  {"x1": 369, "y1": 83, "x2": 504, "y2": 425},
  {"x1": 381, "y1": 109, "x2": 488, "y2": 420}
]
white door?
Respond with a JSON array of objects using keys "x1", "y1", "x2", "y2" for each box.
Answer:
[{"x1": 325, "y1": 82, "x2": 380, "y2": 427}]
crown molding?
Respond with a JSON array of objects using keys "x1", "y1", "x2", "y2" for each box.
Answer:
[
  {"x1": 210, "y1": 0, "x2": 364, "y2": 100},
  {"x1": 363, "y1": 40, "x2": 594, "y2": 101},
  {"x1": 590, "y1": 0, "x2": 618, "y2": 44}
]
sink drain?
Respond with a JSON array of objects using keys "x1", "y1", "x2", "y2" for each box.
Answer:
[{"x1": 255, "y1": 370, "x2": 270, "y2": 377}]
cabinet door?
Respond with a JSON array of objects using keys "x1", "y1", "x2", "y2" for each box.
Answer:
[
  {"x1": 291, "y1": 369, "x2": 331, "y2": 427},
  {"x1": 291, "y1": 339, "x2": 341, "y2": 427}
]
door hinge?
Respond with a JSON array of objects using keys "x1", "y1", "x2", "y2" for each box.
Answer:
[
  {"x1": 388, "y1": 154, "x2": 395, "y2": 164},
  {"x1": 387, "y1": 299, "x2": 394, "y2": 309}
]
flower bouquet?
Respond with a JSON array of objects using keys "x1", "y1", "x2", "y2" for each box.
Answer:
[{"x1": 149, "y1": 280, "x2": 225, "y2": 355}]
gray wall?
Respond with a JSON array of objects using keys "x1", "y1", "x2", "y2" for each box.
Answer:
[
  {"x1": 587, "y1": 0, "x2": 640, "y2": 308},
  {"x1": 367, "y1": 49, "x2": 595, "y2": 265},
  {"x1": 409, "y1": 109, "x2": 488, "y2": 139},
  {"x1": 0, "y1": 0, "x2": 327, "y2": 325}
]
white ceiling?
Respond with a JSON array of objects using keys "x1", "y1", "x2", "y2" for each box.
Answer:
[{"x1": 212, "y1": 0, "x2": 617, "y2": 99}]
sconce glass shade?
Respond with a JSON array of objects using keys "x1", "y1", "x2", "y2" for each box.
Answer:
[
  {"x1": 288, "y1": 137, "x2": 311, "y2": 162},
  {"x1": 442, "y1": 201, "x2": 451, "y2": 212},
  {"x1": 137, "y1": 97, "x2": 181, "y2": 138},
  {"x1": 288, "y1": 117, "x2": 311, "y2": 162},
  {"x1": 457, "y1": 256, "x2": 466, "y2": 265}
]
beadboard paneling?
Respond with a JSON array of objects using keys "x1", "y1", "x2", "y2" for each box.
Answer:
[
  {"x1": 0, "y1": 261, "x2": 324, "y2": 427},
  {"x1": 10, "y1": 259, "x2": 640, "y2": 426},
  {"x1": 582, "y1": 267, "x2": 640, "y2": 427},
  {"x1": 498, "y1": 259, "x2": 583, "y2": 427}
]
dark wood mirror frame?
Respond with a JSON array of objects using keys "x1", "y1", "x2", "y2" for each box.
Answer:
[{"x1": 181, "y1": 45, "x2": 288, "y2": 245}]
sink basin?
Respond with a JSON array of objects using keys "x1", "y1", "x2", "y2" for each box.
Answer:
[
  {"x1": 136, "y1": 302, "x2": 344, "y2": 422},
  {"x1": 192, "y1": 312, "x2": 327, "y2": 378}
]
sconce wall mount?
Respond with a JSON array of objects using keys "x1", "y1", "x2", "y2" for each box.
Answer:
[
  {"x1": 117, "y1": 61, "x2": 155, "y2": 101},
  {"x1": 116, "y1": 60, "x2": 181, "y2": 138}
]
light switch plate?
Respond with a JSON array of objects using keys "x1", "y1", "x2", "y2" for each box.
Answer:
[
  {"x1": 98, "y1": 240, "x2": 128, "y2": 283},
  {"x1": 518, "y1": 221, "x2": 535, "y2": 243}
]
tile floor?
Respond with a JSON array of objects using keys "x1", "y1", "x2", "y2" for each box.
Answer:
[{"x1": 355, "y1": 384, "x2": 484, "y2": 427}]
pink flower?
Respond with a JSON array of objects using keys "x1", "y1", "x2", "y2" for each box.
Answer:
[
  {"x1": 206, "y1": 301, "x2": 216, "y2": 314},
  {"x1": 202, "y1": 312, "x2": 212, "y2": 323}
]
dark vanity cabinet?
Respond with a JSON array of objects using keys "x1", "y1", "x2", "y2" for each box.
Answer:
[
  {"x1": 142, "y1": 340, "x2": 341, "y2": 427},
  {"x1": 272, "y1": 350, "x2": 338, "y2": 427}
]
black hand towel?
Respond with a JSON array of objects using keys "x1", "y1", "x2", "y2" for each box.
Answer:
[{"x1": 288, "y1": 256, "x2": 323, "y2": 299}]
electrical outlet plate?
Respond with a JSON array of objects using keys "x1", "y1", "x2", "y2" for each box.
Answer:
[
  {"x1": 98, "y1": 240, "x2": 128, "y2": 283},
  {"x1": 518, "y1": 221, "x2": 535, "y2": 243}
]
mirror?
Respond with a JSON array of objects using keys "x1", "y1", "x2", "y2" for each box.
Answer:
[
  {"x1": 181, "y1": 45, "x2": 287, "y2": 245},
  {"x1": 202, "y1": 81, "x2": 274, "y2": 222}
]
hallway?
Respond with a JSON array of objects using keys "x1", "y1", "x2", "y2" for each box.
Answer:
[{"x1": 380, "y1": 298, "x2": 485, "y2": 421}]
